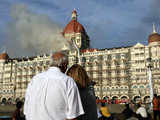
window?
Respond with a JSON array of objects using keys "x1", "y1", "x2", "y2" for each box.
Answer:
[
  {"x1": 117, "y1": 77, "x2": 120, "y2": 81},
  {"x1": 116, "y1": 70, "x2": 120, "y2": 74},
  {"x1": 135, "y1": 53, "x2": 139, "y2": 57},
  {"x1": 71, "y1": 37, "x2": 75, "y2": 41},
  {"x1": 46, "y1": 61, "x2": 50, "y2": 65},
  {"x1": 133, "y1": 86, "x2": 137, "y2": 89},
  {"x1": 139, "y1": 86, "x2": 144, "y2": 89},
  {"x1": 39, "y1": 61, "x2": 43, "y2": 66},
  {"x1": 140, "y1": 53, "x2": 144, "y2": 57},
  {"x1": 76, "y1": 39, "x2": 80, "y2": 43},
  {"x1": 108, "y1": 55, "x2": 111, "y2": 60},
  {"x1": 136, "y1": 69, "x2": 140, "y2": 72},
  {"x1": 108, "y1": 71, "x2": 111, "y2": 75},
  {"x1": 33, "y1": 62, "x2": 37, "y2": 67}
]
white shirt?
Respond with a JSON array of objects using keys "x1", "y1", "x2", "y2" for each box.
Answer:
[
  {"x1": 24, "y1": 67, "x2": 84, "y2": 120},
  {"x1": 136, "y1": 106, "x2": 148, "y2": 118}
]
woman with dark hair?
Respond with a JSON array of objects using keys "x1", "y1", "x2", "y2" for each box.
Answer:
[{"x1": 66, "y1": 64, "x2": 98, "y2": 120}]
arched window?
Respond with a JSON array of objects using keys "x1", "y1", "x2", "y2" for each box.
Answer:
[
  {"x1": 133, "y1": 86, "x2": 137, "y2": 89},
  {"x1": 146, "y1": 85, "x2": 150, "y2": 88},
  {"x1": 2, "y1": 98, "x2": 7, "y2": 104},
  {"x1": 139, "y1": 86, "x2": 144, "y2": 89},
  {"x1": 107, "y1": 87, "x2": 110, "y2": 90}
]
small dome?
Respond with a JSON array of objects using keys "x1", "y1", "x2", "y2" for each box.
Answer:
[
  {"x1": 0, "y1": 52, "x2": 9, "y2": 60},
  {"x1": 63, "y1": 20, "x2": 86, "y2": 34},
  {"x1": 148, "y1": 33, "x2": 160, "y2": 43}
]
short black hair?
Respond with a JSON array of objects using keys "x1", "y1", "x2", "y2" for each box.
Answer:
[
  {"x1": 16, "y1": 101, "x2": 23, "y2": 109},
  {"x1": 101, "y1": 102, "x2": 106, "y2": 107},
  {"x1": 154, "y1": 94, "x2": 157, "y2": 97},
  {"x1": 137, "y1": 103, "x2": 141, "y2": 108},
  {"x1": 125, "y1": 104, "x2": 129, "y2": 108}
]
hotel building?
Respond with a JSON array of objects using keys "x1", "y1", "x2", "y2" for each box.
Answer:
[{"x1": 0, "y1": 10, "x2": 160, "y2": 103}]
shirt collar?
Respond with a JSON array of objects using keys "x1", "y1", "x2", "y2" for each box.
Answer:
[{"x1": 48, "y1": 66, "x2": 61, "y2": 72}]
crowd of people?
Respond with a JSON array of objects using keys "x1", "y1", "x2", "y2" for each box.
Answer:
[{"x1": 11, "y1": 51, "x2": 160, "y2": 120}]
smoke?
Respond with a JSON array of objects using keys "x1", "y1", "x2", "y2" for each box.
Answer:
[{"x1": 5, "y1": 4, "x2": 70, "y2": 57}]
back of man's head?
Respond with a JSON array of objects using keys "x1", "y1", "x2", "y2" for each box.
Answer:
[{"x1": 50, "y1": 52, "x2": 68, "y2": 73}]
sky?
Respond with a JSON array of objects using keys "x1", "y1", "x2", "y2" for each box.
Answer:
[{"x1": 0, "y1": 0, "x2": 160, "y2": 57}]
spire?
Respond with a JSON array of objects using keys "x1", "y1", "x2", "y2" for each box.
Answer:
[
  {"x1": 72, "y1": 8, "x2": 77, "y2": 20},
  {"x1": 152, "y1": 23, "x2": 157, "y2": 34},
  {"x1": 0, "y1": 46, "x2": 6, "y2": 54},
  {"x1": 3, "y1": 47, "x2": 6, "y2": 53}
]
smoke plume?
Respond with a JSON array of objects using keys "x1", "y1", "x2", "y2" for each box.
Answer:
[{"x1": 5, "y1": 4, "x2": 70, "y2": 57}]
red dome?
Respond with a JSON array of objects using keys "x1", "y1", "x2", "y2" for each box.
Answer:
[
  {"x1": 63, "y1": 20, "x2": 86, "y2": 34},
  {"x1": 148, "y1": 33, "x2": 160, "y2": 43},
  {"x1": 0, "y1": 53, "x2": 9, "y2": 60}
]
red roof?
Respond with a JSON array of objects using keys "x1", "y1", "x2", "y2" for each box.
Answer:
[
  {"x1": 81, "y1": 48, "x2": 98, "y2": 53},
  {"x1": 148, "y1": 33, "x2": 160, "y2": 43},
  {"x1": 0, "y1": 53, "x2": 9, "y2": 60},
  {"x1": 63, "y1": 20, "x2": 86, "y2": 34}
]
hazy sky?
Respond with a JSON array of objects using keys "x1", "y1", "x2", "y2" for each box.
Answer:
[{"x1": 0, "y1": 0, "x2": 160, "y2": 57}]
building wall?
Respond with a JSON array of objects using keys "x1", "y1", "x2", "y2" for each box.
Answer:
[
  {"x1": 0, "y1": 55, "x2": 51, "y2": 103},
  {"x1": 68, "y1": 42, "x2": 160, "y2": 102},
  {"x1": 0, "y1": 44, "x2": 160, "y2": 103}
]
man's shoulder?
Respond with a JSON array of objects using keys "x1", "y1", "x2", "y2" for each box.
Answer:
[
  {"x1": 46, "y1": 69, "x2": 75, "y2": 83},
  {"x1": 33, "y1": 71, "x2": 47, "y2": 79},
  {"x1": 29, "y1": 71, "x2": 49, "y2": 85}
]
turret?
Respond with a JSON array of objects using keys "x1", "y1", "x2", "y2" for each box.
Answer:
[
  {"x1": 148, "y1": 24, "x2": 160, "y2": 45},
  {"x1": 72, "y1": 8, "x2": 77, "y2": 20},
  {"x1": 63, "y1": 9, "x2": 90, "y2": 49}
]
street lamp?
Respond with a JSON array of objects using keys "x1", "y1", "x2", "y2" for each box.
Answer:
[{"x1": 146, "y1": 57, "x2": 153, "y2": 111}]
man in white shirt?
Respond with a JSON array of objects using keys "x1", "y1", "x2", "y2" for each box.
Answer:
[
  {"x1": 136, "y1": 104, "x2": 148, "y2": 119},
  {"x1": 24, "y1": 52, "x2": 84, "y2": 120}
]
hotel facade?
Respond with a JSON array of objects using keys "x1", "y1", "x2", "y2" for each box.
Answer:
[{"x1": 0, "y1": 10, "x2": 160, "y2": 103}]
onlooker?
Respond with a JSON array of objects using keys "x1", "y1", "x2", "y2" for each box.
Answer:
[
  {"x1": 66, "y1": 64, "x2": 98, "y2": 120},
  {"x1": 152, "y1": 94, "x2": 159, "y2": 120},
  {"x1": 122, "y1": 104, "x2": 134, "y2": 119},
  {"x1": 158, "y1": 95, "x2": 160, "y2": 120},
  {"x1": 130, "y1": 100, "x2": 136, "y2": 112},
  {"x1": 136, "y1": 103, "x2": 148, "y2": 120},
  {"x1": 12, "y1": 101, "x2": 24, "y2": 120},
  {"x1": 100, "y1": 102, "x2": 113, "y2": 120},
  {"x1": 24, "y1": 52, "x2": 84, "y2": 120}
]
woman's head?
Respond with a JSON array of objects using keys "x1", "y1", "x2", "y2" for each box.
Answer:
[{"x1": 66, "y1": 64, "x2": 90, "y2": 88}]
